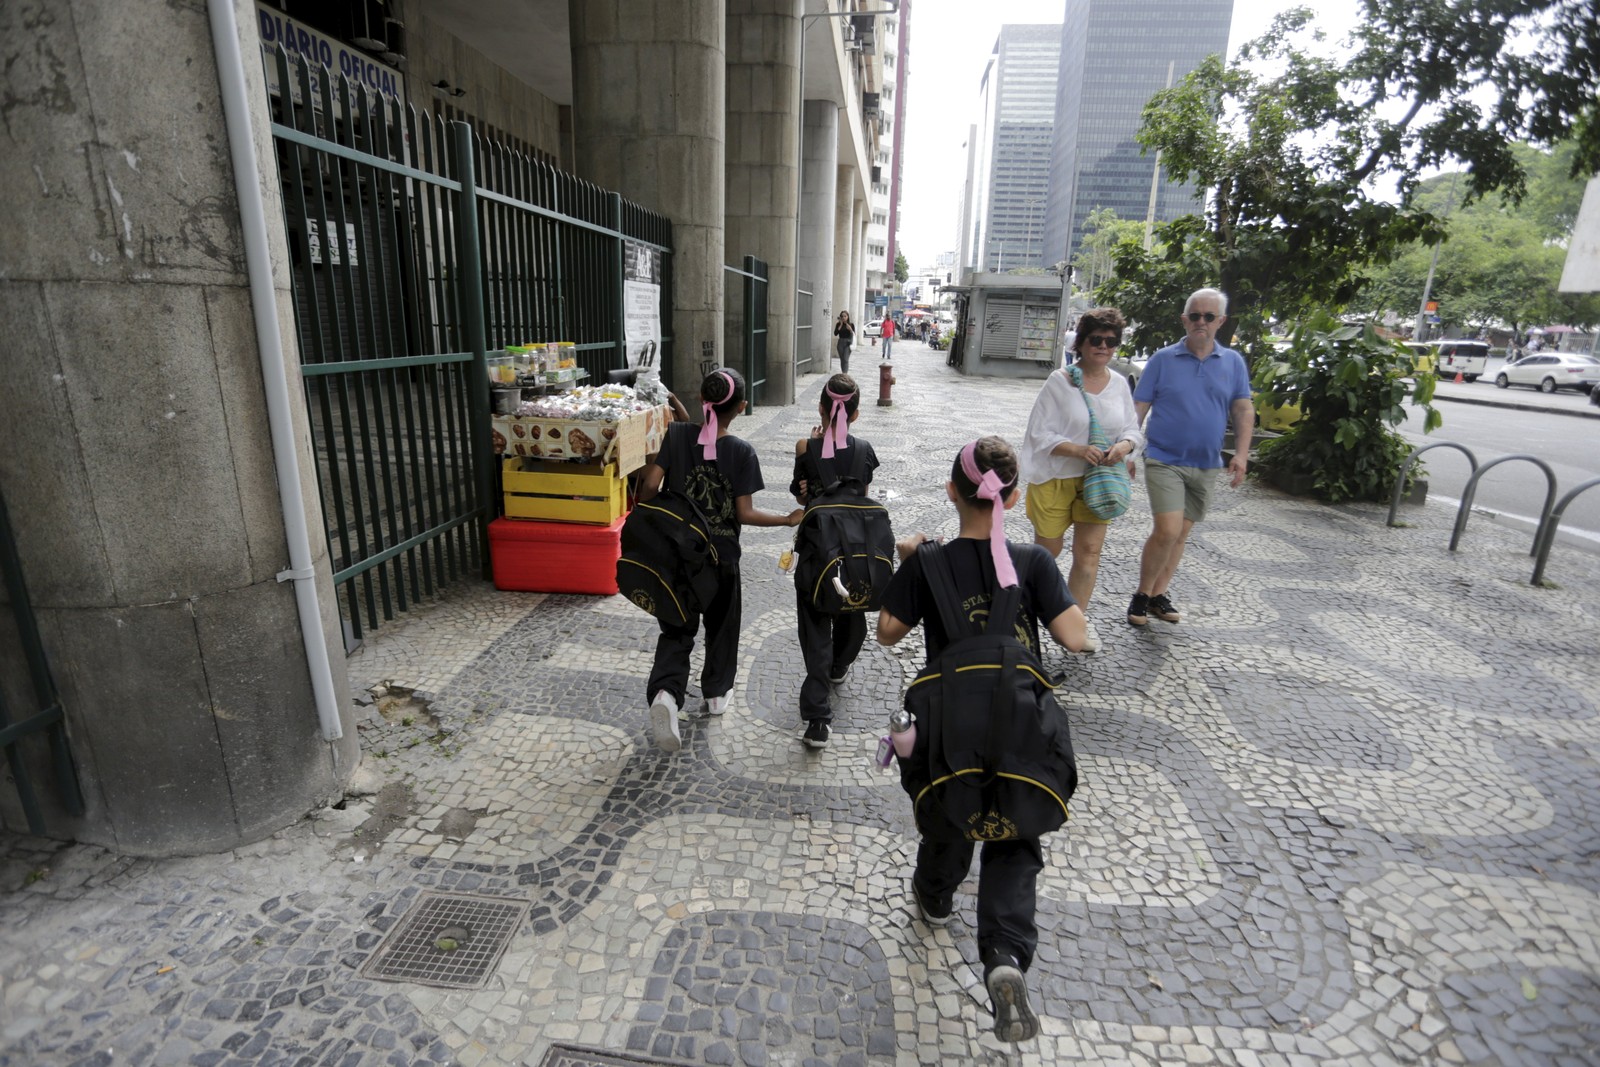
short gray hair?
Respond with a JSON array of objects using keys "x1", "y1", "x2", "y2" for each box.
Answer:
[{"x1": 1185, "y1": 288, "x2": 1229, "y2": 315}]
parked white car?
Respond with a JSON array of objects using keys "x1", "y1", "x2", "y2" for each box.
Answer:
[{"x1": 1494, "y1": 352, "x2": 1600, "y2": 394}]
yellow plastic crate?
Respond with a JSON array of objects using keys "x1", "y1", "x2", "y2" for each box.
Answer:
[{"x1": 502, "y1": 458, "x2": 627, "y2": 524}]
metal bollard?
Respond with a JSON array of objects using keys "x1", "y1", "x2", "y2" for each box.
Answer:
[{"x1": 877, "y1": 359, "x2": 895, "y2": 406}]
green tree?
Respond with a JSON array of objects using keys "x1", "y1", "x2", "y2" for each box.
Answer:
[
  {"x1": 1096, "y1": 215, "x2": 1221, "y2": 355},
  {"x1": 894, "y1": 251, "x2": 909, "y2": 284},
  {"x1": 1106, "y1": 3, "x2": 1599, "y2": 357},
  {"x1": 1351, "y1": 148, "x2": 1600, "y2": 335},
  {"x1": 1255, "y1": 314, "x2": 1440, "y2": 503},
  {"x1": 1072, "y1": 209, "x2": 1145, "y2": 297}
]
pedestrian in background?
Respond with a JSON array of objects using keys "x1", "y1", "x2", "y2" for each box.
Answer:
[
  {"x1": 881, "y1": 315, "x2": 897, "y2": 359},
  {"x1": 639, "y1": 368, "x2": 804, "y2": 751},
  {"x1": 1021, "y1": 308, "x2": 1143, "y2": 651},
  {"x1": 1127, "y1": 288, "x2": 1253, "y2": 627},
  {"x1": 833, "y1": 311, "x2": 856, "y2": 374}
]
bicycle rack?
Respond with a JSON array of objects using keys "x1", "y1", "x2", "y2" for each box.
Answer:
[
  {"x1": 1530, "y1": 476, "x2": 1600, "y2": 585},
  {"x1": 1388, "y1": 442, "x2": 1478, "y2": 527},
  {"x1": 1449, "y1": 455, "x2": 1557, "y2": 555}
]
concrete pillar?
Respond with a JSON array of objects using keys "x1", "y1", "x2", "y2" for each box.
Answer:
[
  {"x1": 725, "y1": 0, "x2": 801, "y2": 404},
  {"x1": 857, "y1": 210, "x2": 871, "y2": 322},
  {"x1": 832, "y1": 167, "x2": 855, "y2": 365},
  {"x1": 797, "y1": 101, "x2": 840, "y2": 375},
  {"x1": 570, "y1": 0, "x2": 726, "y2": 393},
  {"x1": 0, "y1": 0, "x2": 357, "y2": 854}
]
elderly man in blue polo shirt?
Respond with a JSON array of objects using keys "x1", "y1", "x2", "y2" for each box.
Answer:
[{"x1": 1126, "y1": 288, "x2": 1254, "y2": 627}]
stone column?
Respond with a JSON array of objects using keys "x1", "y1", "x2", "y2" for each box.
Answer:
[
  {"x1": 796, "y1": 101, "x2": 840, "y2": 375},
  {"x1": 725, "y1": 0, "x2": 800, "y2": 404},
  {"x1": 832, "y1": 167, "x2": 856, "y2": 363},
  {"x1": 857, "y1": 210, "x2": 871, "y2": 323},
  {"x1": 570, "y1": 0, "x2": 726, "y2": 393},
  {"x1": 0, "y1": 0, "x2": 357, "y2": 854}
]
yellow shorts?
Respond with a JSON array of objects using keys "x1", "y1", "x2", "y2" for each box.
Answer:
[{"x1": 1025, "y1": 477, "x2": 1110, "y2": 539}]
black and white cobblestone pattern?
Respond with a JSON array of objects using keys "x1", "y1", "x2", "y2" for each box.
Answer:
[{"x1": 3, "y1": 342, "x2": 1598, "y2": 1066}]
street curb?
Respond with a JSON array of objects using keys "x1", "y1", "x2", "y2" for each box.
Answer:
[{"x1": 1432, "y1": 391, "x2": 1600, "y2": 420}]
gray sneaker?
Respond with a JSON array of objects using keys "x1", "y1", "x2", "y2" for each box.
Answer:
[
  {"x1": 984, "y1": 957, "x2": 1039, "y2": 1043},
  {"x1": 649, "y1": 691, "x2": 681, "y2": 753}
]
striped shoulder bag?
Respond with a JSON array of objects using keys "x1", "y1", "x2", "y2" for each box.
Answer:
[{"x1": 1068, "y1": 366, "x2": 1132, "y2": 520}]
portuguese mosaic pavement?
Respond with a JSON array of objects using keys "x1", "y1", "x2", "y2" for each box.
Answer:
[{"x1": 3, "y1": 342, "x2": 1598, "y2": 1066}]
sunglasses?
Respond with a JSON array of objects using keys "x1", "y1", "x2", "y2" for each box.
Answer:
[
  {"x1": 1083, "y1": 334, "x2": 1121, "y2": 348},
  {"x1": 1185, "y1": 311, "x2": 1219, "y2": 323}
]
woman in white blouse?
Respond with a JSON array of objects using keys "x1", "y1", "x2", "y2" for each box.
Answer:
[{"x1": 1020, "y1": 308, "x2": 1143, "y2": 652}]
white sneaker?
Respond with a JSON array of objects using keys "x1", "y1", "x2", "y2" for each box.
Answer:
[
  {"x1": 705, "y1": 694, "x2": 727, "y2": 716},
  {"x1": 1080, "y1": 622, "x2": 1102, "y2": 654},
  {"x1": 649, "y1": 691, "x2": 681, "y2": 752}
]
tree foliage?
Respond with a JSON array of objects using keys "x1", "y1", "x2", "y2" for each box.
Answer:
[
  {"x1": 1254, "y1": 314, "x2": 1440, "y2": 503},
  {"x1": 1072, "y1": 208, "x2": 1145, "y2": 296},
  {"x1": 894, "y1": 251, "x2": 909, "y2": 284},
  {"x1": 1096, "y1": 3, "x2": 1598, "y2": 357},
  {"x1": 1351, "y1": 146, "x2": 1600, "y2": 334}
]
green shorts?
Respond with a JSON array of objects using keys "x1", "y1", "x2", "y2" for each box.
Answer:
[{"x1": 1145, "y1": 460, "x2": 1216, "y2": 522}]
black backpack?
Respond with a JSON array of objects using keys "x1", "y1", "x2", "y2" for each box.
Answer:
[
  {"x1": 792, "y1": 438, "x2": 895, "y2": 614},
  {"x1": 898, "y1": 543, "x2": 1078, "y2": 842},
  {"x1": 616, "y1": 432, "x2": 721, "y2": 626}
]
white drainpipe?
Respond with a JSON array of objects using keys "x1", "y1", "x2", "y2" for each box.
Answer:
[{"x1": 208, "y1": 0, "x2": 344, "y2": 743}]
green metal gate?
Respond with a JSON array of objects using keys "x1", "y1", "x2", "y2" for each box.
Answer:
[
  {"x1": 724, "y1": 256, "x2": 769, "y2": 406},
  {"x1": 267, "y1": 51, "x2": 672, "y2": 642},
  {"x1": 0, "y1": 490, "x2": 84, "y2": 836}
]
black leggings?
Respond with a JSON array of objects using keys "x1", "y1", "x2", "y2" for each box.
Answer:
[
  {"x1": 913, "y1": 836, "x2": 1046, "y2": 969},
  {"x1": 647, "y1": 559, "x2": 741, "y2": 705}
]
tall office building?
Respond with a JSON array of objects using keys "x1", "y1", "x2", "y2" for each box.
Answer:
[
  {"x1": 865, "y1": 2, "x2": 911, "y2": 317},
  {"x1": 959, "y1": 25, "x2": 1062, "y2": 273},
  {"x1": 1042, "y1": 0, "x2": 1233, "y2": 266}
]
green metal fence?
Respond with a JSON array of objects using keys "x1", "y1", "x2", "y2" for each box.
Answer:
[
  {"x1": 0, "y1": 490, "x2": 84, "y2": 836},
  {"x1": 724, "y1": 257, "x2": 769, "y2": 406},
  {"x1": 267, "y1": 49, "x2": 672, "y2": 642}
]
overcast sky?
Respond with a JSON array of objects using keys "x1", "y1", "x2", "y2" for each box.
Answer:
[{"x1": 897, "y1": 0, "x2": 1361, "y2": 267}]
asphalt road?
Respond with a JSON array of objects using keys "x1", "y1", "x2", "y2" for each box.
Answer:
[{"x1": 1400, "y1": 359, "x2": 1600, "y2": 551}]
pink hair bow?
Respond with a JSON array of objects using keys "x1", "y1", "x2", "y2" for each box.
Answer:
[
  {"x1": 958, "y1": 441, "x2": 1018, "y2": 588},
  {"x1": 821, "y1": 385, "x2": 853, "y2": 459},
  {"x1": 698, "y1": 370, "x2": 736, "y2": 460}
]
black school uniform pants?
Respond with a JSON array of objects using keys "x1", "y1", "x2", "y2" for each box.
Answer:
[
  {"x1": 913, "y1": 835, "x2": 1045, "y2": 970},
  {"x1": 648, "y1": 559, "x2": 741, "y2": 705},
  {"x1": 795, "y1": 594, "x2": 866, "y2": 723}
]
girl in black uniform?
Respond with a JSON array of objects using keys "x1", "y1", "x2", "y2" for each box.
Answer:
[{"x1": 877, "y1": 436, "x2": 1086, "y2": 1043}]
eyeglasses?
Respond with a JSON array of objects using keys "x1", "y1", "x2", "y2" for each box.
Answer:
[
  {"x1": 1185, "y1": 311, "x2": 1219, "y2": 323},
  {"x1": 1084, "y1": 334, "x2": 1121, "y2": 348}
]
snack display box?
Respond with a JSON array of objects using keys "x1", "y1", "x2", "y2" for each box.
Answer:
[
  {"x1": 502, "y1": 458, "x2": 627, "y2": 525},
  {"x1": 492, "y1": 404, "x2": 669, "y2": 475},
  {"x1": 489, "y1": 515, "x2": 623, "y2": 595}
]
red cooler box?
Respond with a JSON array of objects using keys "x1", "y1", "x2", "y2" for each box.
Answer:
[{"x1": 489, "y1": 515, "x2": 624, "y2": 595}]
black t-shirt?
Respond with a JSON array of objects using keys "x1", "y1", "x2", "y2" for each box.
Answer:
[
  {"x1": 880, "y1": 538, "x2": 1075, "y2": 659},
  {"x1": 789, "y1": 435, "x2": 879, "y2": 502},
  {"x1": 653, "y1": 421, "x2": 764, "y2": 561}
]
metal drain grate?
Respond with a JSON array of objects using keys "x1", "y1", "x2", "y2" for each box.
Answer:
[
  {"x1": 359, "y1": 891, "x2": 529, "y2": 989},
  {"x1": 539, "y1": 1047, "x2": 680, "y2": 1067}
]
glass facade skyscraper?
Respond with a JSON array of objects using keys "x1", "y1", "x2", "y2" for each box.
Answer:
[
  {"x1": 961, "y1": 25, "x2": 1062, "y2": 273},
  {"x1": 1042, "y1": 0, "x2": 1233, "y2": 266}
]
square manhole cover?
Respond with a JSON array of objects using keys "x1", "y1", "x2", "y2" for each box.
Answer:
[
  {"x1": 359, "y1": 890, "x2": 529, "y2": 989},
  {"x1": 540, "y1": 1047, "x2": 681, "y2": 1067}
]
